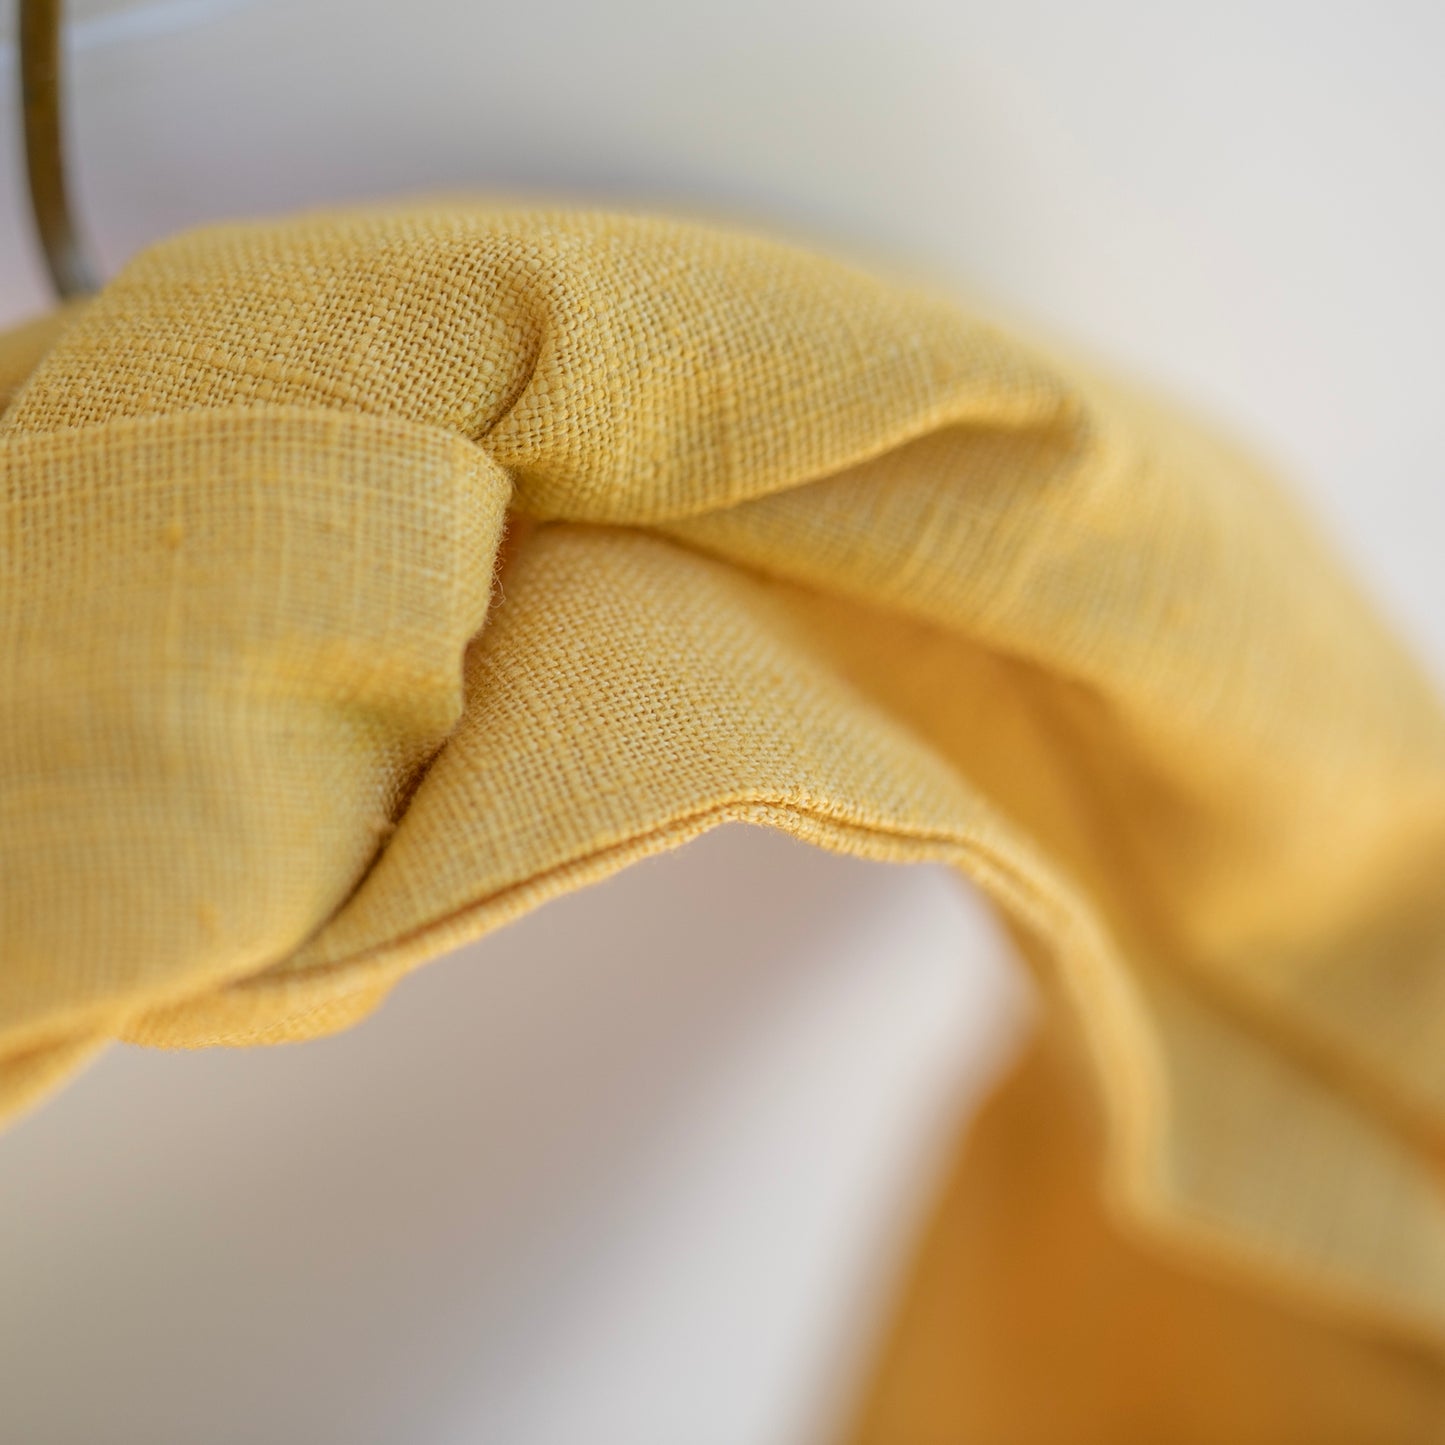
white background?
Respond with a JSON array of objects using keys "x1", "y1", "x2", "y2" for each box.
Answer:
[{"x1": 0, "y1": 2, "x2": 1440, "y2": 1442}]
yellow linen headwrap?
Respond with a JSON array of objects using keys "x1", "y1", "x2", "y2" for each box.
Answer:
[{"x1": 1, "y1": 205, "x2": 1442, "y2": 1437}]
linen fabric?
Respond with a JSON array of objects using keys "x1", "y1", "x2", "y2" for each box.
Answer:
[{"x1": 1, "y1": 206, "x2": 1442, "y2": 1437}]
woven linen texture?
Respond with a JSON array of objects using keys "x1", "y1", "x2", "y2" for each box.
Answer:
[{"x1": 1, "y1": 206, "x2": 1442, "y2": 1438}]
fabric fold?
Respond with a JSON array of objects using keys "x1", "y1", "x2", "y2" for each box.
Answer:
[{"x1": 1, "y1": 204, "x2": 1442, "y2": 1432}]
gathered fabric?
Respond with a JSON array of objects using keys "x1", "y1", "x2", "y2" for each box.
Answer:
[{"x1": 1, "y1": 206, "x2": 1442, "y2": 1438}]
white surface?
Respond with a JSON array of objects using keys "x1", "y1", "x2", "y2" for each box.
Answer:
[
  {"x1": 0, "y1": 830, "x2": 1024, "y2": 1445},
  {"x1": 0, "y1": 2, "x2": 1441, "y2": 1442}
]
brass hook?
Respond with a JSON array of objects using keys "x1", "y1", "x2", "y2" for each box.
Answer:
[{"x1": 19, "y1": 0, "x2": 99, "y2": 299}]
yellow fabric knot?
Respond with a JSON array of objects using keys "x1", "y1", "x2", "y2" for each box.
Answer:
[{"x1": 1, "y1": 205, "x2": 1442, "y2": 1437}]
